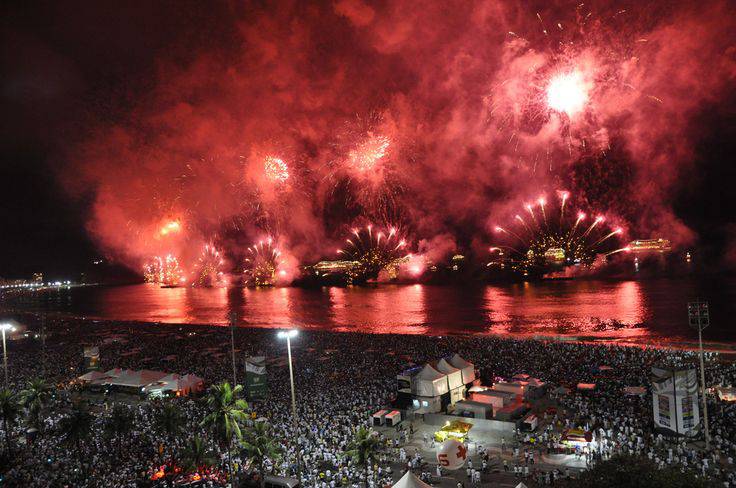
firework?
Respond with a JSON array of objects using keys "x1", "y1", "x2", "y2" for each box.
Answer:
[
  {"x1": 144, "y1": 255, "x2": 185, "y2": 286},
  {"x1": 263, "y1": 156, "x2": 289, "y2": 183},
  {"x1": 490, "y1": 191, "x2": 624, "y2": 275},
  {"x1": 348, "y1": 133, "x2": 390, "y2": 172},
  {"x1": 159, "y1": 220, "x2": 182, "y2": 236},
  {"x1": 191, "y1": 245, "x2": 226, "y2": 287},
  {"x1": 243, "y1": 237, "x2": 283, "y2": 286},
  {"x1": 546, "y1": 70, "x2": 590, "y2": 116},
  {"x1": 336, "y1": 224, "x2": 410, "y2": 283}
]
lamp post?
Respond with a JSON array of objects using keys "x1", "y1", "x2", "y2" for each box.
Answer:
[
  {"x1": 277, "y1": 329, "x2": 301, "y2": 478},
  {"x1": 228, "y1": 312, "x2": 238, "y2": 386},
  {"x1": 0, "y1": 323, "x2": 15, "y2": 388},
  {"x1": 688, "y1": 300, "x2": 710, "y2": 450}
]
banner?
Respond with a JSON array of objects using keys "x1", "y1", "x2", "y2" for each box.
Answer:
[
  {"x1": 245, "y1": 356, "x2": 268, "y2": 400},
  {"x1": 83, "y1": 346, "x2": 100, "y2": 371},
  {"x1": 651, "y1": 367, "x2": 700, "y2": 436}
]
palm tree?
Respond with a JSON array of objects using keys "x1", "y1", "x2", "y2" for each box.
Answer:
[
  {"x1": 241, "y1": 420, "x2": 282, "y2": 483},
  {"x1": 20, "y1": 378, "x2": 54, "y2": 432},
  {"x1": 346, "y1": 426, "x2": 381, "y2": 486},
  {"x1": 59, "y1": 401, "x2": 93, "y2": 474},
  {"x1": 105, "y1": 403, "x2": 133, "y2": 456},
  {"x1": 181, "y1": 435, "x2": 218, "y2": 475},
  {"x1": 0, "y1": 389, "x2": 20, "y2": 455},
  {"x1": 201, "y1": 382, "x2": 249, "y2": 482},
  {"x1": 155, "y1": 402, "x2": 185, "y2": 463}
]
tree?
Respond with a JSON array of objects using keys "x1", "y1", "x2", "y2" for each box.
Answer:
[
  {"x1": 155, "y1": 402, "x2": 185, "y2": 440},
  {"x1": 105, "y1": 403, "x2": 134, "y2": 456},
  {"x1": 181, "y1": 435, "x2": 218, "y2": 475},
  {"x1": 570, "y1": 454, "x2": 712, "y2": 488},
  {"x1": 20, "y1": 378, "x2": 54, "y2": 432},
  {"x1": 241, "y1": 420, "x2": 282, "y2": 483},
  {"x1": 346, "y1": 426, "x2": 381, "y2": 485},
  {"x1": 201, "y1": 382, "x2": 249, "y2": 482},
  {"x1": 0, "y1": 389, "x2": 20, "y2": 454},
  {"x1": 59, "y1": 401, "x2": 93, "y2": 457}
]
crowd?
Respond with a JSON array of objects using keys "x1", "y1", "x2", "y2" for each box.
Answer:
[{"x1": 0, "y1": 313, "x2": 735, "y2": 487}]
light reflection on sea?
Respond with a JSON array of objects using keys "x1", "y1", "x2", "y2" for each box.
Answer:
[{"x1": 2, "y1": 278, "x2": 735, "y2": 348}]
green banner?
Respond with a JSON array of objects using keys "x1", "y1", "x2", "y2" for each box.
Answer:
[{"x1": 245, "y1": 356, "x2": 268, "y2": 400}]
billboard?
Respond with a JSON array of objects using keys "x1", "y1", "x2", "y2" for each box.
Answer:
[
  {"x1": 83, "y1": 346, "x2": 100, "y2": 371},
  {"x1": 651, "y1": 367, "x2": 700, "y2": 436},
  {"x1": 245, "y1": 356, "x2": 268, "y2": 400}
]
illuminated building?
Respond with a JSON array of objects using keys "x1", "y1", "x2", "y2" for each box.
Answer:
[
  {"x1": 628, "y1": 239, "x2": 672, "y2": 253},
  {"x1": 312, "y1": 260, "x2": 358, "y2": 275}
]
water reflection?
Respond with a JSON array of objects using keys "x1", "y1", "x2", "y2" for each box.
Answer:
[
  {"x1": 330, "y1": 285, "x2": 428, "y2": 334},
  {"x1": 4, "y1": 278, "x2": 735, "y2": 345}
]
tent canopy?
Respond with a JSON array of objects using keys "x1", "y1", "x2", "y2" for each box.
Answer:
[
  {"x1": 448, "y1": 354, "x2": 476, "y2": 384},
  {"x1": 436, "y1": 359, "x2": 464, "y2": 390},
  {"x1": 392, "y1": 470, "x2": 432, "y2": 488},
  {"x1": 412, "y1": 364, "x2": 449, "y2": 397}
]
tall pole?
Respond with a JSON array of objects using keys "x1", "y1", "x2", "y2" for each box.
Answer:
[
  {"x1": 688, "y1": 300, "x2": 710, "y2": 450},
  {"x1": 41, "y1": 314, "x2": 47, "y2": 377},
  {"x1": 229, "y1": 312, "x2": 238, "y2": 386},
  {"x1": 697, "y1": 321, "x2": 710, "y2": 450},
  {"x1": 285, "y1": 335, "x2": 302, "y2": 478},
  {"x1": 2, "y1": 328, "x2": 8, "y2": 388}
]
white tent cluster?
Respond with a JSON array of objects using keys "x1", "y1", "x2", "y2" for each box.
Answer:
[
  {"x1": 397, "y1": 354, "x2": 476, "y2": 413},
  {"x1": 78, "y1": 368, "x2": 204, "y2": 397}
]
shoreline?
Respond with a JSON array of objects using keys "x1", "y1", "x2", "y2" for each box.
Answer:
[{"x1": 7, "y1": 309, "x2": 736, "y2": 356}]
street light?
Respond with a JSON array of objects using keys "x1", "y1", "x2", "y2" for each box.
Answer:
[
  {"x1": 1, "y1": 323, "x2": 15, "y2": 387},
  {"x1": 277, "y1": 329, "x2": 301, "y2": 477},
  {"x1": 688, "y1": 300, "x2": 711, "y2": 449}
]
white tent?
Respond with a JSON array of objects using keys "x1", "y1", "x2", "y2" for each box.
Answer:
[
  {"x1": 412, "y1": 364, "x2": 449, "y2": 397},
  {"x1": 144, "y1": 373, "x2": 204, "y2": 397},
  {"x1": 105, "y1": 369, "x2": 167, "y2": 388},
  {"x1": 392, "y1": 470, "x2": 432, "y2": 488},
  {"x1": 515, "y1": 483, "x2": 528, "y2": 488},
  {"x1": 78, "y1": 371, "x2": 108, "y2": 383},
  {"x1": 448, "y1": 354, "x2": 476, "y2": 385},
  {"x1": 436, "y1": 358, "x2": 464, "y2": 390}
]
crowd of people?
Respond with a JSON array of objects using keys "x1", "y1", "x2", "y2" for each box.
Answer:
[{"x1": 0, "y1": 313, "x2": 735, "y2": 487}]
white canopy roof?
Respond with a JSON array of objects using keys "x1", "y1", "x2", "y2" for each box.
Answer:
[
  {"x1": 412, "y1": 364, "x2": 449, "y2": 397},
  {"x1": 392, "y1": 470, "x2": 432, "y2": 488},
  {"x1": 448, "y1": 354, "x2": 476, "y2": 385},
  {"x1": 145, "y1": 373, "x2": 204, "y2": 394},
  {"x1": 78, "y1": 371, "x2": 107, "y2": 382},
  {"x1": 436, "y1": 358, "x2": 464, "y2": 390}
]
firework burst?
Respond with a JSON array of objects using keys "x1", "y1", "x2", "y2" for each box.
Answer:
[
  {"x1": 263, "y1": 156, "x2": 290, "y2": 184},
  {"x1": 143, "y1": 255, "x2": 185, "y2": 286},
  {"x1": 490, "y1": 191, "x2": 625, "y2": 275},
  {"x1": 243, "y1": 237, "x2": 284, "y2": 286},
  {"x1": 191, "y1": 245, "x2": 226, "y2": 287},
  {"x1": 336, "y1": 224, "x2": 411, "y2": 283},
  {"x1": 348, "y1": 132, "x2": 390, "y2": 172}
]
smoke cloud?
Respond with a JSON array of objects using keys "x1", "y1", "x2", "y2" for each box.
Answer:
[{"x1": 62, "y1": 0, "x2": 736, "y2": 276}]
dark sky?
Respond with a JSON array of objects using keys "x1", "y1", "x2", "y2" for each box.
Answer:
[
  {"x1": 1, "y1": 1, "x2": 238, "y2": 279},
  {"x1": 1, "y1": 1, "x2": 735, "y2": 280}
]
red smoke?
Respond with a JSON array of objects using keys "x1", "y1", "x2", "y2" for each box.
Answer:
[{"x1": 63, "y1": 0, "x2": 736, "y2": 275}]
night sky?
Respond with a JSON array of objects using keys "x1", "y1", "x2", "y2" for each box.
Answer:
[{"x1": 1, "y1": 0, "x2": 735, "y2": 280}]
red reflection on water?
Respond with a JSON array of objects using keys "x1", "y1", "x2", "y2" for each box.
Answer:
[
  {"x1": 484, "y1": 280, "x2": 649, "y2": 339},
  {"x1": 240, "y1": 287, "x2": 293, "y2": 328},
  {"x1": 329, "y1": 285, "x2": 428, "y2": 334}
]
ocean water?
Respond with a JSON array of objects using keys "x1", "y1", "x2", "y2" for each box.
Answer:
[{"x1": 2, "y1": 277, "x2": 735, "y2": 348}]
